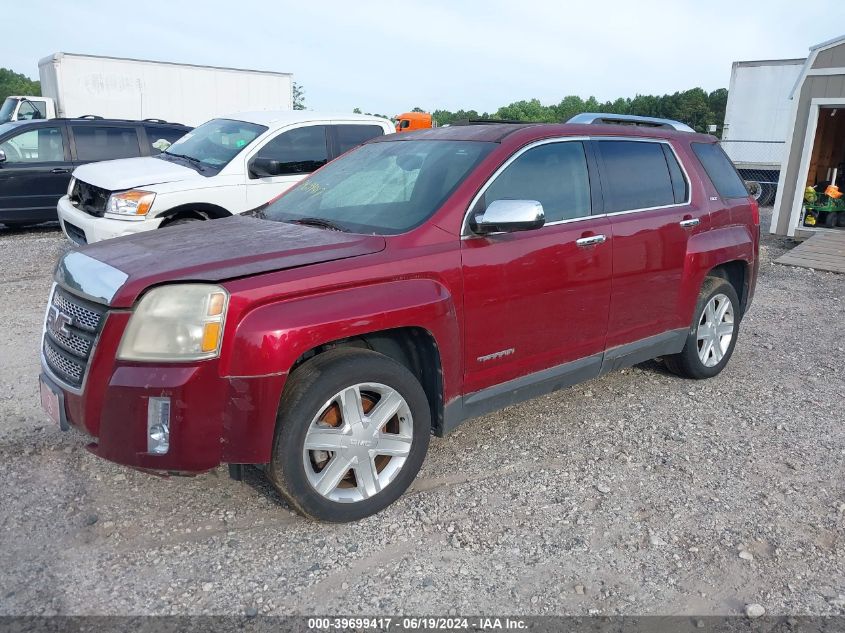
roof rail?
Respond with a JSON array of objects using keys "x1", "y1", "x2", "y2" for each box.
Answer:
[
  {"x1": 142, "y1": 118, "x2": 169, "y2": 124},
  {"x1": 450, "y1": 118, "x2": 527, "y2": 126},
  {"x1": 566, "y1": 113, "x2": 695, "y2": 133}
]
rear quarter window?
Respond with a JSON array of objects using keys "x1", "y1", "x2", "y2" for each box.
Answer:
[{"x1": 691, "y1": 142, "x2": 749, "y2": 199}]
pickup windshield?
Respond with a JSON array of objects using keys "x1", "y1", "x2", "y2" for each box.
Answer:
[
  {"x1": 0, "y1": 98, "x2": 19, "y2": 123},
  {"x1": 159, "y1": 118, "x2": 267, "y2": 174},
  {"x1": 262, "y1": 139, "x2": 495, "y2": 234}
]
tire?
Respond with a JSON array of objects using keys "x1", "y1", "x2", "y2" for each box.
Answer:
[
  {"x1": 825, "y1": 212, "x2": 838, "y2": 228},
  {"x1": 838, "y1": 213, "x2": 845, "y2": 228},
  {"x1": 758, "y1": 185, "x2": 776, "y2": 207},
  {"x1": 746, "y1": 181, "x2": 763, "y2": 201},
  {"x1": 267, "y1": 348, "x2": 431, "y2": 522},
  {"x1": 665, "y1": 277, "x2": 740, "y2": 379},
  {"x1": 161, "y1": 215, "x2": 204, "y2": 228}
]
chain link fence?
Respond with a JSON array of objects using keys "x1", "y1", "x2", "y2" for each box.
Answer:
[{"x1": 719, "y1": 140, "x2": 786, "y2": 206}]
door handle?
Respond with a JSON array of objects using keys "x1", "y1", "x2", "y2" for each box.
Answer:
[
  {"x1": 679, "y1": 218, "x2": 700, "y2": 228},
  {"x1": 576, "y1": 234, "x2": 607, "y2": 247},
  {"x1": 50, "y1": 168, "x2": 70, "y2": 174}
]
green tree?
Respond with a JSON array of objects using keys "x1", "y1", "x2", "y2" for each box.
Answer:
[
  {"x1": 292, "y1": 82, "x2": 305, "y2": 110},
  {"x1": 0, "y1": 68, "x2": 40, "y2": 102}
]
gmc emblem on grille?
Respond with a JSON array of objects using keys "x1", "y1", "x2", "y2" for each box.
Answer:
[{"x1": 47, "y1": 305, "x2": 73, "y2": 337}]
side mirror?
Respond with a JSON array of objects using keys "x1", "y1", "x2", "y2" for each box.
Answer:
[
  {"x1": 249, "y1": 157, "x2": 284, "y2": 178},
  {"x1": 0, "y1": 149, "x2": 6, "y2": 164},
  {"x1": 472, "y1": 199, "x2": 545, "y2": 235}
]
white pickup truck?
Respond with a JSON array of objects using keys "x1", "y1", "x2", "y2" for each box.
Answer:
[{"x1": 56, "y1": 111, "x2": 394, "y2": 244}]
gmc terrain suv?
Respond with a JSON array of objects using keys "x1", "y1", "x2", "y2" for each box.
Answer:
[{"x1": 39, "y1": 114, "x2": 759, "y2": 522}]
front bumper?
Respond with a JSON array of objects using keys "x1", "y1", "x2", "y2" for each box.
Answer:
[
  {"x1": 57, "y1": 195, "x2": 164, "y2": 245},
  {"x1": 44, "y1": 297, "x2": 284, "y2": 473}
]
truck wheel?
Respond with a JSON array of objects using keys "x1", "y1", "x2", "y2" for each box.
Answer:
[
  {"x1": 665, "y1": 277, "x2": 740, "y2": 380},
  {"x1": 758, "y1": 184, "x2": 776, "y2": 206},
  {"x1": 267, "y1": 348, "x2": 431, "y2": 522},
  {"x1": 825, "y1": 212, "x2": 838, "y2": 228}
]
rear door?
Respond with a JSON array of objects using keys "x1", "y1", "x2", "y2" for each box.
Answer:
[
  {"x1": 595, "y1": 138, "x2": 707, "y2": 349},
  {"x1": 0, "y1": 122, "x2": 72, "y2": 224},
  {"x1": 244, "y1": 124, "x2": 329, "y2": 208},
  {"x1": 461, "y1": 139, "x2": 612, "y2": 394}
]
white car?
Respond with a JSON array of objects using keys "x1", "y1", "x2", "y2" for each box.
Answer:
[{"x1": 56, "y1": 111, "x2": 394, "y2": 244}]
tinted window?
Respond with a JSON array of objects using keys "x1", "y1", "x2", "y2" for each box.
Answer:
[
  {"x1": 692, "y1": 142, "x2": 748, "y2": 199},
  {"x1": 253, "y1": 125, "x2": 328, "y2": 176},
  {"x1": 0, "y1": 127, "x2": 64, "y2": 163},
  {"x1": 597, "y1": 140, "x2": 675, "y2": 212},
  {"x1": 482, "y1": 141, "x2": 591, "y2": 222},
  {"x1": 335, "y1": 124, "x2": 384, "y2": 155},
  {"x1": 263, "y1": 140, "x2": 494, "y2": 234},
  {"x1": 145, "y1": 126, "x2": 188, "y2": 154},
  {"x1": 72, "y1": 126, "x2": 140, "y2": 161},
  {"x1": 662, "y1": 144, "x2": 689, "y2": 204}
]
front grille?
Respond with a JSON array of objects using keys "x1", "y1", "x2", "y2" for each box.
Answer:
[
  {"x1": 64, "y1": 221, "x2": 87, "y2": 246},
  {"x1": 43, "y1": 287, "x2": 108, "y2": 389},
  {"x1": 70, "y1": 179, "x2": 111, "y2": 217}
]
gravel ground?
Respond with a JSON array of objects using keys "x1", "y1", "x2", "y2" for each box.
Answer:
[{"x1": 0, "y1": 211, "x2": 842, "y2": 617}]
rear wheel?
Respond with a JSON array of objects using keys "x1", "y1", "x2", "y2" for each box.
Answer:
[
  {"x1": 267, "y1": 348, "x2": 430, "y2": 522},
  {"x1": 665, "y1": 277, "x2": 740, "y2": 379}
]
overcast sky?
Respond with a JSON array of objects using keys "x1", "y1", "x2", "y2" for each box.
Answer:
[{"x1": 4, "y1": 0, "x2": 843, "y2": 115}]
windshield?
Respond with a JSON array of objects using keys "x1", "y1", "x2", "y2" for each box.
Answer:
[
  {"x1": 160, "y1": 118, "x2": 267, "y2": 173},
  {"x1": 0, "y1": 98, "x2": 19, "y2": 124},
  {"x1": 262, "y1": 140, "x2": 495, "y2": 234}
]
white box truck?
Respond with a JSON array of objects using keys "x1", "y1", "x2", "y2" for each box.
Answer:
[
  {"x1": 0, "y1": 53, "x2": 293, "y2": 126},
  {"x1": 720, "y1": 58, "x2": 805, "y2": 204}
]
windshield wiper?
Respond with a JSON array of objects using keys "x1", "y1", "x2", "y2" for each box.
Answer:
[
  {"x1": 289, "y1": 217, "x2": 350, "y2": 232},
  {"x1": 163, "y1": 151, "x2": 207, "y2": 172}
]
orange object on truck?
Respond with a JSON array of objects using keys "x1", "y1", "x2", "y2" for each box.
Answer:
[{"x1": 395, "y1": 112, "x2": 432, "y2": 132}]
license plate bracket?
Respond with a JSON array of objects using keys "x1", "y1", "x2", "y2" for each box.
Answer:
[{"x1": 39, "y1": 374, "x2": 69, "y2": 431}]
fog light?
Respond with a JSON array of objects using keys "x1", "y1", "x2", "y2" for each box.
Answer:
[{"x1": 147, "y1": 397, "x2": 171, "y2": 455}]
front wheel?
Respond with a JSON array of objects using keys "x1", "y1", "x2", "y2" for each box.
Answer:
[
  {"x1": 665, "y1": 277, "x2": 740, "y2": 379},
  {"x1": 267, "y1": 348, "x2": 431, "y2": 522}
]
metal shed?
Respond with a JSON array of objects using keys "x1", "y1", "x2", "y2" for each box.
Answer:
[{"x1": 771, "y1": 34, "x2": 845, "y2": 237}]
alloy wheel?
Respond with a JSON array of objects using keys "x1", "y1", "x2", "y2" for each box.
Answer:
[
  {"x1": 302, "y1": 383, "x2": 413, "y2": 503},
  {"x1": 697, "y1": 293, "x2": 735, "y2": 367}
]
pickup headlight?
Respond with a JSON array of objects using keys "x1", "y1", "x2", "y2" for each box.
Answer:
[
  {"x1": 107, "y1": 190, "x2": 156, "y2": 216},
  {"x1": 117, "y1": 284, "x2": 229, "y2": 361}
]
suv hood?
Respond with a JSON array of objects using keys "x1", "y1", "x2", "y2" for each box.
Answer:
[
  {"x1": 72, "y1": 156, "x2": 202, "y2": 191},
  {"x1": 57, "y1": 216, "x2": 386, "y2": 307}
]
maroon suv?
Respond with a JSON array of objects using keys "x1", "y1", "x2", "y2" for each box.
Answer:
[{"x1": 39, "y1": 114, "x2": 759, "y2": 521}]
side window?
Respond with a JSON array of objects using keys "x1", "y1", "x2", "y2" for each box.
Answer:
[
  {"x1": 0, "y1": 127, "x2": 64, "y2": 163},
  {"x1": 253, "y1": 125, "x2": 328, "y2": 176},
  {"x1": 144, "y1": 126, "x2": 187, "y2": 154},
  {"x1": 481, "y1": 141, "x2": 591, "y2": 222},
  {"x1": 662, "y1": 144, "x2": 689, "y2": 204},
  {"x1": 597, "y1": 140, "x2": 676, "y2": 212},
  {"x1": 335, "y1": 125, "x2": 384, "y2": 155},
  {"x1": 72, "y1": 126, "x2": 141, "y2": 161},
  {"x1": 691, "y1": 142, "x2": 749, "y2": 199},
  {"x1": 17, "y1": 101, "x2": 46, "y2": 120}
]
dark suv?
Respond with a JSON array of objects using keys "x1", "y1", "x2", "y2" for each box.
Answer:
[
  {"x1": 39, "y1": 114, "x2": 759, "y2": 522},
  {"x1": 0, "y1": 117, "x2": 190, "y2": 228}
]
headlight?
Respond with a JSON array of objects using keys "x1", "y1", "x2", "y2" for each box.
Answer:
[
  {"x1": 66, "y1": 177, "x2": 76, "y2": 196},
  {"x1": 117, "y1": 284, "x2": 229, "y2": 361},
  {"x1": 107, "y1": 190, "x2": 156, "y2": 216}
]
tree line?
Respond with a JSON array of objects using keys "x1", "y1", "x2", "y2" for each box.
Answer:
[
  {"x1": 0, "y1": 68, "x2": 41, "y2": 103},
  {"x1": 425, "y1": 88, "x2": 728, "y2": 135}
]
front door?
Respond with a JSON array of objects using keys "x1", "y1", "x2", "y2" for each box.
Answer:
[
  {"x1": 461, "y1": 139, "x2": 612, "y2": 395},
  {"x1": 0, "y1": 124, "x2": 71, "y2": 225},
  {"x1": 244, "y1": 125, "x2": 330, "y2": 209}
]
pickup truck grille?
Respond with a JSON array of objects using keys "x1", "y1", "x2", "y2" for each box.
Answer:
[
  {"x1": 70, "y1": 179, "x2": 111, "y2": 217},
  {"x1": 42, "y1": 286, "x2": 107, "y2": 390}
]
